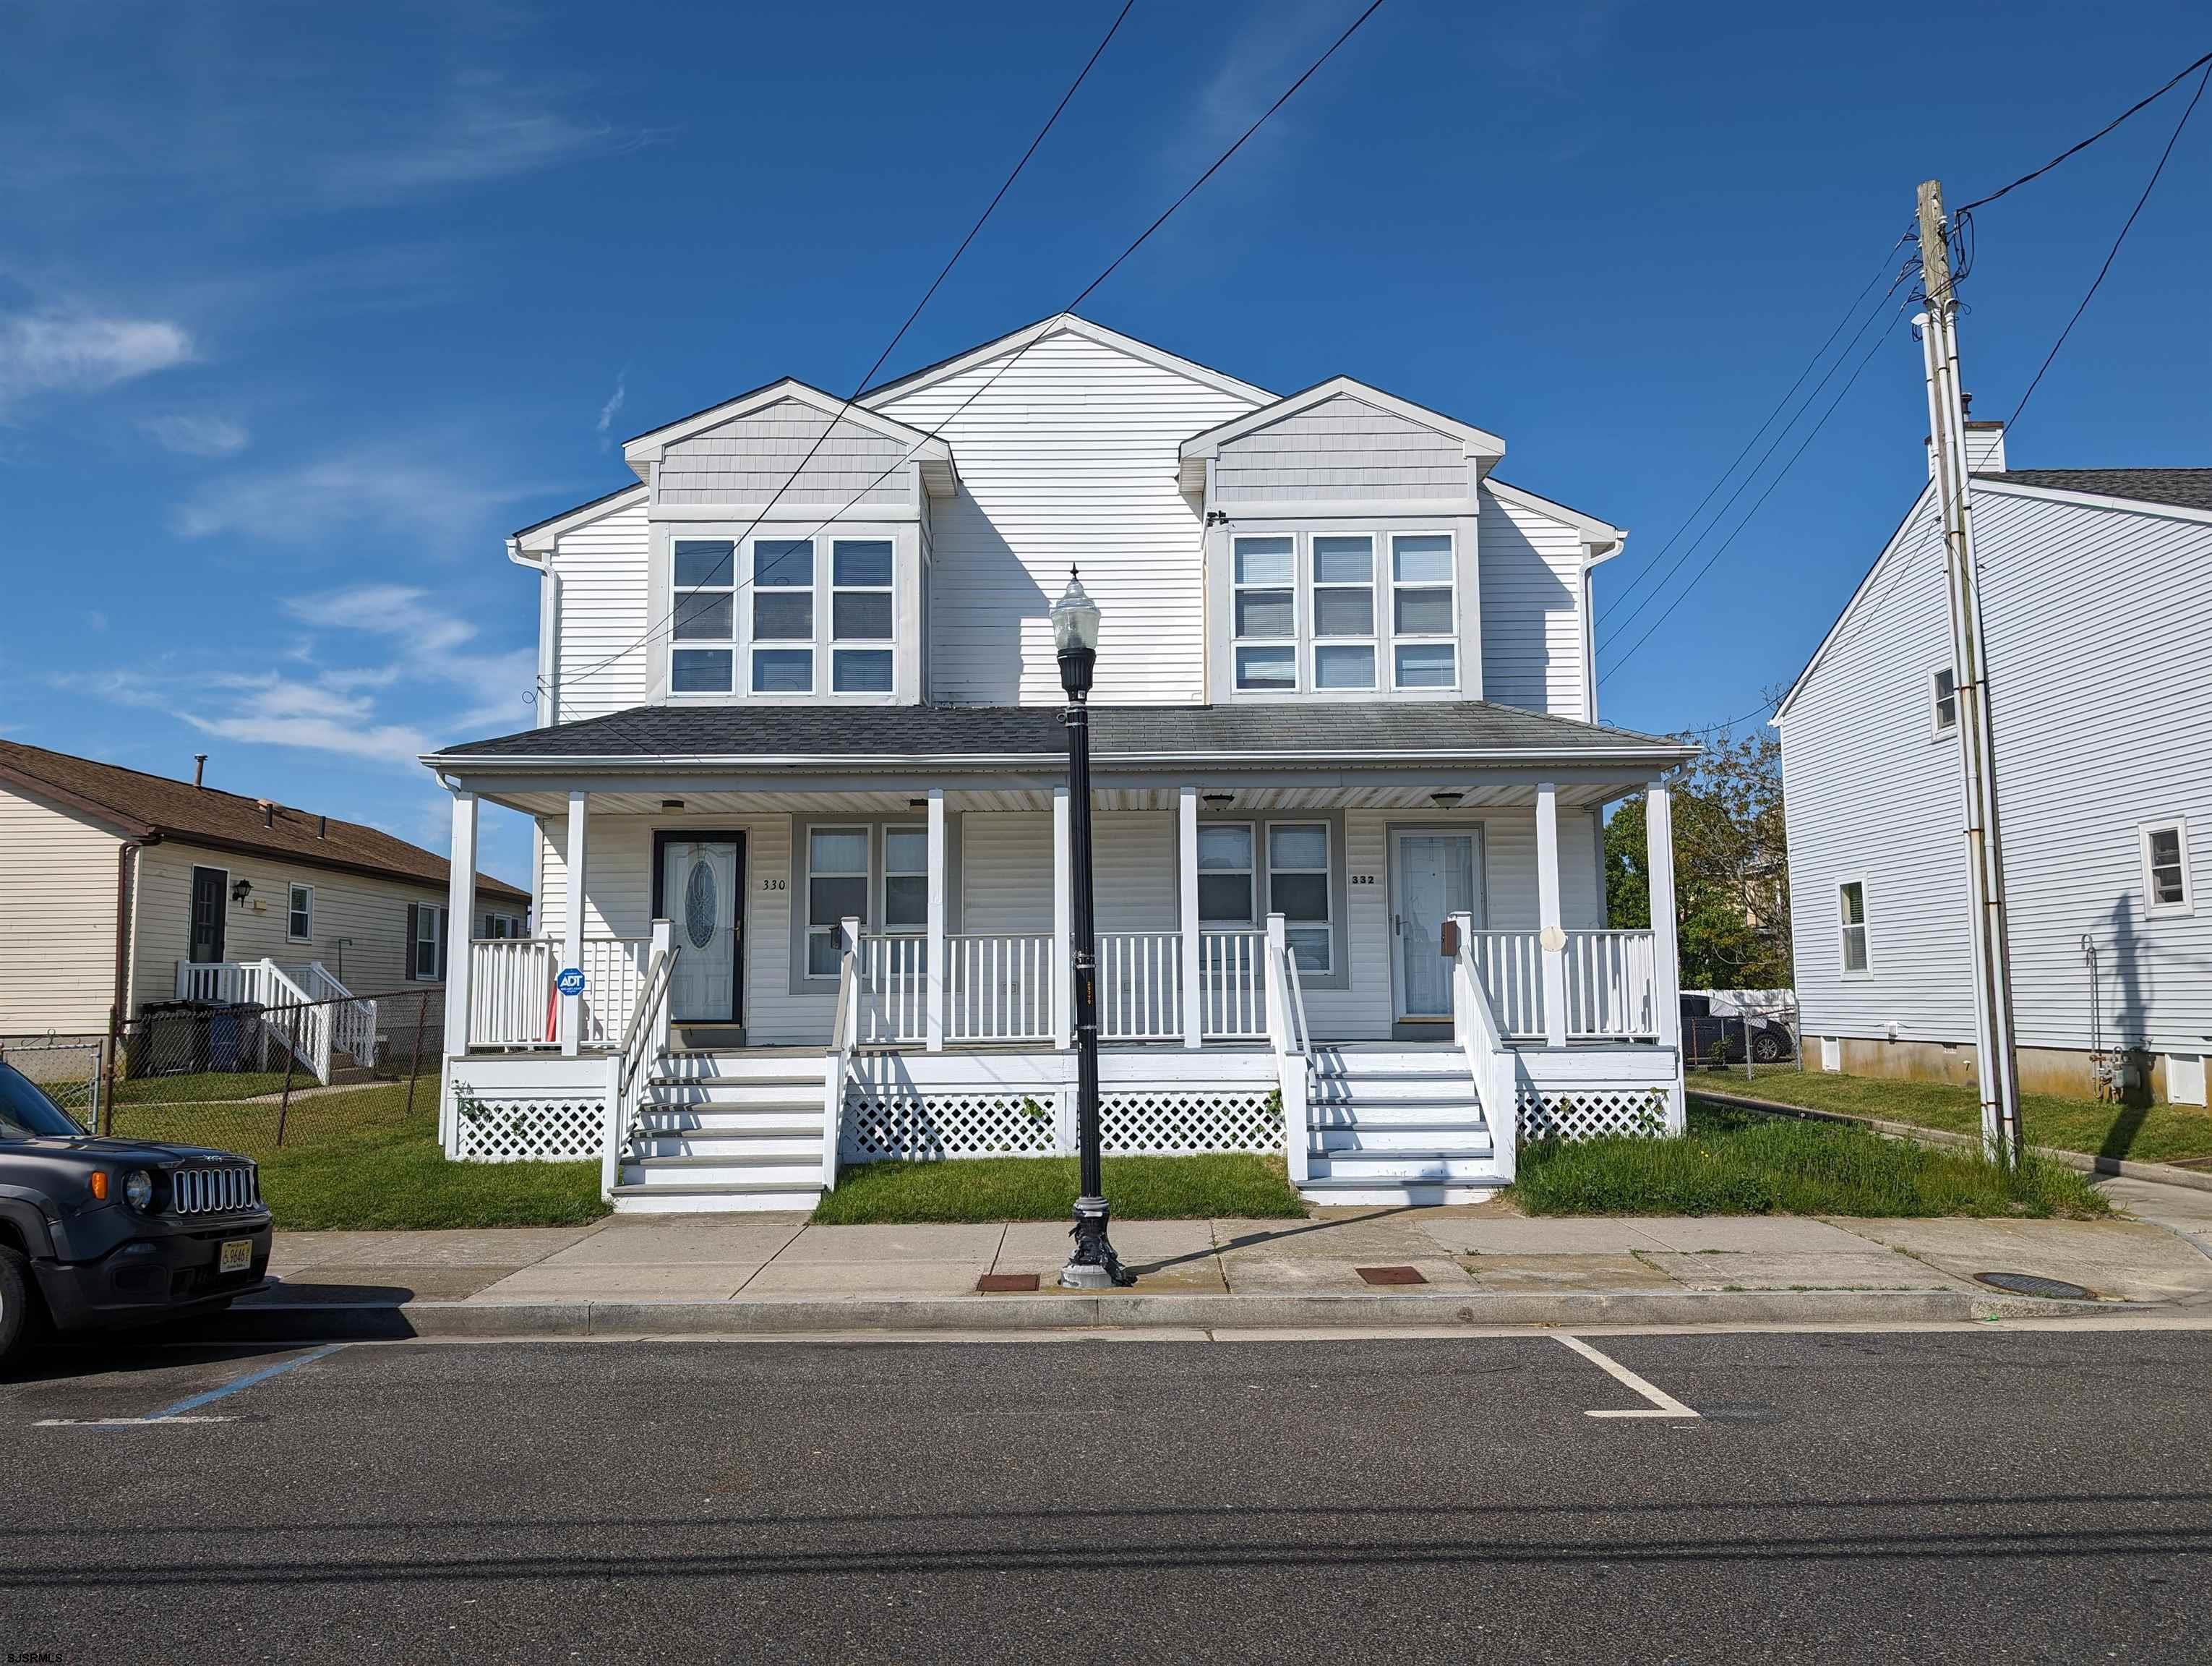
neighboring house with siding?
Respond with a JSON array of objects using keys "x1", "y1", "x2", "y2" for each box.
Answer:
[
  {"x1": 427, "y1": 313, "x2": 1697, "y2": 1213},
  {"x1": 1775, "y1": 424, "x2": 2211, "y2": 1106},
  {"x1": 0, "y1": 740, "x2": 528, "y2": 1040}
]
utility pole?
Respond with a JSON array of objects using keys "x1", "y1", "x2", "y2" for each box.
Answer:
[{"x1": 1915, "y1": 178, "x2": 2024, "y2": 1163}]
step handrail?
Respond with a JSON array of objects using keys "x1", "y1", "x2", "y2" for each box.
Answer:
[
  {"x1": 1261, "y1": 913, "x2": 1311, "y2": 1188},
  {"x1": 306, "y1": 962, "x2": 379, "y2": 1069},
  {"x1": 603, "y1": 925, "x2": 677, "y2": 1201},
  {"x1": 822, "y1": 915, "x2": 861, "y2": 1192},
  {"x1": 1450, "y1": 911, "x2": 1518, "y2": 1184}
]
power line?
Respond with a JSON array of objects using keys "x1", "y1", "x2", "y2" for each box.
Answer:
[
  {"x1": 1678, "y1": 691, "x2": 1783, "y2": 738},
  {"x1": 1600, "y1": 281, "x2": 1916, "y2": 680},
  {"x1": 1598, "y1": 255, "x2": 1917, "y2": 658},
  {"x1": 552, "y1": 0, "x2": 1387, "y2": 704},
  {"x1": 1597, "y1": 229, "x2": 1912, "y2": 626},
  {"x1": 2007, "y1": 55, "x2": 2210, "y2": 427},
  {"x1": 1953, "y1": 46, "x2": 2212, "y2": 213}
]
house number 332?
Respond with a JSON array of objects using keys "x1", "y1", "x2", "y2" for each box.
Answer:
[{"x1": 1349, "y1": 874, "x2": 1378, "y2": 885}]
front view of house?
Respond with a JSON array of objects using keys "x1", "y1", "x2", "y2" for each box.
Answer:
[{"x1": 424, "y1": 315, "x2": 1693, "y2": 1210}]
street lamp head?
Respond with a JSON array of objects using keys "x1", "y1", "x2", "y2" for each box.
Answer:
[{"x1": 1051, "y1": 567, "x2": 1100, "y2": 698}]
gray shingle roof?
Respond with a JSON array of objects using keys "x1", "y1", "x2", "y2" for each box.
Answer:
[
  {"x1": 431, "y1": 702, "x2": 1690, "y2": 766},
  {"x1": 1978, "y1": 469, "x2": 2212, "y2": 512}
]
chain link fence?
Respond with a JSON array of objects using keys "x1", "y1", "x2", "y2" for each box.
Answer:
[
  {"x1": 0, "y1": 1035, "x2": 104, "y2": 1128},
  {"x1": 1681, "y1": 991, "x2": 1803, "y2": 1085},
  {"x1": 93, "y1": 988, "x2": 447, "y2": 1156}
]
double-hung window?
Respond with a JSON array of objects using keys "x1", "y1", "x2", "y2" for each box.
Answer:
[
  {"x1": 1390, "y1": 533, "x2": 1457, "y2": 689},
  {"x1": 286, "y1": 884, "x2": 313, "y2": 943},
  {"x1": 831, "y1": 539, "x2": 894, "y2": 693},
  {"x1": 1931, "y1": 666, "x2": 1958, "y2": 736},
  {"x1": 2142, "y1": 821, "x2": 2193, "y2": 915},
  {"x1": 751, "y1": 539, "x2": 815, "y2": 693},
  {"x1": 1268, "y1": 824, "x2": 1332, "y2": 972},
  {"x1": 671, "y1": 539, "x2": 737, "y2": 693},
  {"x1": 1233, "y1": 537, "x2": 1297, "y2": 691},
  {"x1": 1196, "y1": 825, "x2": 1256, "y2": 926},
  {"x1": 805, "y1": 826, "x2": 870, "y2": 975},
  {"x1": 412, "y1": 905, "x2": 444, "y2": 982},
  {"x1": 1838, "y1": 881, "x2": 1870, "y2": 975},
  {"x1": 882, "y1": 826, "x2": 928, "y2": 933},
  {"x1": 1311, "y1": 536, "x2": 1376, "y2": 691}
]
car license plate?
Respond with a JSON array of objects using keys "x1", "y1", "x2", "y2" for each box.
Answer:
[{"x1": 219, "y1": 1239, "x2": 253, "y2": 1275}]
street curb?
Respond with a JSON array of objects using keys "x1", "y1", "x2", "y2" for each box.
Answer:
[
  {"x1": 207, "y1": 1285, "x2": 2128, "y2": 1342},
  {"x1": 1692, "y1": 1089, "x2": 2212, "y2": 1195}
]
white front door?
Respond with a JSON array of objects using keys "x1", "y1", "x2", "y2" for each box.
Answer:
[
  {"x1": 1392, "y1": 831, "x2": 1478, "y2": 1020},
  {"x1": 662, "y1": 839, "x2": 740, "y2": 1022}
]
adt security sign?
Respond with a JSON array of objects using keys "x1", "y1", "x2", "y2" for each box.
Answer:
[{"x1": 556, "y1": 967, "x2": 586, "y2": 998}]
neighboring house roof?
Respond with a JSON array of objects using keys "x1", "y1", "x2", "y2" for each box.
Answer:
[
  {"x1": 1976, "y1": 468, "x2": 2212, "y2": 513},
  {"x1": 0, "y1": 740, "x2": 529, "y2": 902},
  {"x1": 426, "y1": 702, "x2": 1694, "y2": 769}
]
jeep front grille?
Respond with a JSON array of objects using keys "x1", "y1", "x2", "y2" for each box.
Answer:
[{"x1": 171, "y1": 1165, "x2": 260, "y2": 1216}]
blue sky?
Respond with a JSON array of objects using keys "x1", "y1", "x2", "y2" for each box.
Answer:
[{"x1": 3, "y1": 1, "x2": 2206, "y2": 888}]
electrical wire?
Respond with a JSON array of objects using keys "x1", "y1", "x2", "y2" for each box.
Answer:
[{"x1": 1952, "y1": 47, "x2": 2212, "y2": 213}]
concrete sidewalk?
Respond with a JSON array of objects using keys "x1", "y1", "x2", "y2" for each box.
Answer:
[{"x1": 229, "y1": 1176, "x2": 2212, "y2": 1337}]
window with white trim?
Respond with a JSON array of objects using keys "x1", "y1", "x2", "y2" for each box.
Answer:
[
  {"x1": 1931, "y1": 665, "x2": 1958, "y2": 736},
  {"x1": 805, "y1": 826, "x2": 869, "y2": 975},
  {"x1": 412, "y1": 905, "x2": 443, "y2": 982},
  {"x1": 1310, "y1": 535, "x2": 1376, "y2": 691},
  {"x1": 2142, "y1": 821, "x2": 2193, "y2": 915},
  {"x1": 670, "y1": 539, "x2": 737, "y2": 694},
  {"x1": 830, "y1": 539, "x2": 895, "y2": 693},
  {"x1": 1390, "y1": 532, "x2": 1457, "y2": 689},
  {"x1": 479, "y1": 913, "x2": 524, "y2": 939},
  {"x1": 1268, "y1": 822, "x2": 1332, "y2": 972},
  {"x1": 286, "y1": 884, "x2": 313, "y2": 943},
  {"x1": 882, "y1": 825, "x2": 927, "y2": 933},
  {"x1": 750, "y1": 538, "x2": 815, "y2": 694},
  {"x1": 1196, "y1": 824, "x2": 1256, "y2": 926},
  {"x1": 1838, "y1": 881, "x2": 1869, "y2": 975},
  {"x1": 1232, "y1": 536, "x2": 1296, "y2": 692}
]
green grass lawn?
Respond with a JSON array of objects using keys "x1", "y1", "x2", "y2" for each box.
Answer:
[
  {"x1": 1701, "y1": 1069, "x2": 2212, "y2": 1167},
  {"x1": 105, "y1": 1082, "x2": 609, "y2": 1232},
  {"x1": 813, "y1": 1153, "x2": 1306, "y2": 1225},
  {"x1": 1515, "y1": 1102, "x2": 2109, "y2": 1219},
  {"x1": 115, "y1": 1068, "x2": 296, "y2": 1105}
]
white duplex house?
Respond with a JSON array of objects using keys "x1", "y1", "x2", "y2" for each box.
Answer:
[
  {"x1": 423, "y1": 315, "x2": 1695, "y2": 1210},
  {"x1": 1777, "y1": 421, "x2": 2212, "y2": 1107}
]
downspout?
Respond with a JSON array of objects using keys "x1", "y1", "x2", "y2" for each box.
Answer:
[
  {"x1": 509, "y1": 535, "x2": 557, "y2": 728},
  {"x1": 112, "y1": 832, "x2": 158, "y2": 1026}
]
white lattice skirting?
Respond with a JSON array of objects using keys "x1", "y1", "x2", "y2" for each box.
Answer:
[
  {"x1": 451, "y1": 1093, "x2": 606, "y2": 1162},
  {"x1": 843, "y1": 1088, "x2": 1280, "y2": 1163},
  {"x1": 1517, "y1": 1086, "x2": 1671, "y2": 1142}
]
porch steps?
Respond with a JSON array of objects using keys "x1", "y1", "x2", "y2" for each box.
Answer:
[
  {"x1": 612, "y1": 1049, "x2": 831, "y2": 1213},
  {"x1": 1299, "y1": 1048, "x2": 1505, "y2": 1206}
]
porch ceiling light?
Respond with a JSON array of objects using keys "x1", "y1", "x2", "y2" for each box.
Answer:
[
  {"x1": 1430, "y1": 790, "x2": 1464, "y2": 807},
  {"x1": 1202, "y1": 793, "x2": 1234, "y2": 809},
  {"x1": 661, "y1": 799, "x2": 685, "y2": 810},
  {"x1": 1050, "y1": 568, "x2": 1100, "y2": 699}
]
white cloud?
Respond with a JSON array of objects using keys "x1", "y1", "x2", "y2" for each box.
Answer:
[
  {"x1": 0, "y1": 309, "x2": 193, "y2": 408},
  {"x1": 170, "y1": 445, "x2": 537, "y2": 554},
  {"x1": 595, "y1": 367, "x2": 627, "y2": 445},
  {"x1": 141, "y1": 411, "x2": 250, "y2": 457},
  {"x1": 317, "y1": 77, "x2": 664, "y2": 205}
]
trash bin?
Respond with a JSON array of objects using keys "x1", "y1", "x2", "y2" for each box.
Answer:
[
  {"x1": 130, "y1": 1000, "x2": 214, "y2": 1078},
  {"x1": 210, "y1": 1004, "x2": 264, "y2": 1072}
]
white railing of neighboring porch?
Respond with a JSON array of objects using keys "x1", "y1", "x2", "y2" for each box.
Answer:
[
  {"x1": 171, "y1": 959, "x2": 332, "y2": 1084},
  {"x1": 1097, "y1": 931, "x2": 1181, "y2": 1041},
  {"x1": 1561, "y1": 930, "x2": 1661, "y2": 1040},
  {"x1": 292, "y1": 962, "x2": 378, "y2": 1069},
  {"x1": 468, "y1": 935, "x2": 653, "y2": 1049}
]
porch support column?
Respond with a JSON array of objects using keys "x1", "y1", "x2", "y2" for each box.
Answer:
[
  {"x1": 1646, "y1": 782, "x2": 1686, "y2": 1130},
  {"x1": 1535, "y1": 782, "x2": 1568, "y2": 1048},
  {"x1": 562, "y1": 789, "x2": 587, "y2": 1057},
  {"x1": 925, "y1": 788, "x2": 946, "y2": 1052},
  {"x1": 1178, "y1": 785, "x2": 1202, "y2": 1048},
  {"x1": 1053, "y1": 785, "x2": 1073, "y2": 1050},
  {"x1": 442, "y1": 787, "x2": 478, "y2": 1057}
]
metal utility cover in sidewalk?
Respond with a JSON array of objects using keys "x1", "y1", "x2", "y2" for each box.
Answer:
[
  {"x1": 1975, "y1": 1270, "x2": 2098, "y2": 1302},
  {"x1": 1356, "y1": 1265, "x2": 1428, "y2": 1286}
]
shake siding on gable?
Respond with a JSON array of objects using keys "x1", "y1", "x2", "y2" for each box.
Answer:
[
  {"x1": 549, "y1": 500, "x2": 650, "y2": 722},
  {"x1": 874, "y1": 329, "x2": 1255, "y2": 706},
  {"x1": 1478, "y1": 490, "x2": 1590, "y2": 719},
  {"x1": 656, "y1": 401, "x2": 908, "y2": 505},
  {"x1": 0, "y1": 785, "x2": 121, "y2": 1033},
  {"x1": 1213, "y1": 395, "x2": 1467, "y2": 503}
]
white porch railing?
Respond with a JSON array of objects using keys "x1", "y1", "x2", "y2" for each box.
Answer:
[
  {"x1": 948, "y1": 933, "x2": 1053, "y2": 1043},
  {"x1": 468, "y1": 936, "x2": 653, "y2": 1049},
  {"x1": 1561, "y1": 930, "x2": 1661, "y2": 1040},
  {"x1": 1261, "y1": 915, "x2": 1312, "y2": 1187},
  {"x1": 857, "y1": 934, "x2": 927, "y2": 1045},
  {"x1": 293, "y1": 962, "x2": 377, "y2": 1069},
  {"x1": 1467, "y1": 932, "x2": 1546, "y2": 1040},
  {"x1": 171, "y1": 959, "x2": 331, "y2": 1083},
  {"x1": 1098, "y1": 931, "x2": 1181, "y2": 1041},
  {"x1": 601, "y1": 927, "x2": 677, "y2": 1201},
  {"x1": 1198, "y1": 929, "x2": 1267, "y2": 1040},
  {"x1": 1451, "y1": 912, "x2": 1518, "y2": 1183}
]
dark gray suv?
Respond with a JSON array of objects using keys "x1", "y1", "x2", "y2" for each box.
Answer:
[{"x1": 0, "y1": 1061, "x2": 272, "y2": 1364}]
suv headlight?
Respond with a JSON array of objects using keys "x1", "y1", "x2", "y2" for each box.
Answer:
[{"x1": 124, "y1": 1169, "x2": 154, "y2": 1211}]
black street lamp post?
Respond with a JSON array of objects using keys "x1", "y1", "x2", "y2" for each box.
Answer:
[{"x1": 1052, "y1": 569, "x2": 1133, "y2": 1289}]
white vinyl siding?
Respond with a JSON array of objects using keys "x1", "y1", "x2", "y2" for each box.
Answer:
[
  {"x1": 546, "y1": 498, "x2": 651, "y2": 722},
  {"x1": 1782, "y1": 482, "x2": 2212, "y2": 1055},
  {"x1": 1478, "y1": 487, "x2": 1589, "y2": 719},
  {"x1": 875, "y1": 325, "x2": 1253, "y2": 706},
  {"x1": 0, "y1": 785, "x2": 123, "y2": 1034}
]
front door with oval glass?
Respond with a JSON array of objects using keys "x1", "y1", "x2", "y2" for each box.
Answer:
[{"x1": 659, "y1": 837, "x2": 741, "y2": 1023}]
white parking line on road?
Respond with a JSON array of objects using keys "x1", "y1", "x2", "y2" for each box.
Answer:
[
  {"x1": 31, "y1": 1343, "x2": 345, "y2": 1427},
  {"x1": 1556, "y1": 1334, "x2": 1700, "y2": 1419}
]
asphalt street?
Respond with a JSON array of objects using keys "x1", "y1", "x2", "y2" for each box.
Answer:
[{"x1": 3, "y1": 1326, "x2": 2208, "y2": 1662}]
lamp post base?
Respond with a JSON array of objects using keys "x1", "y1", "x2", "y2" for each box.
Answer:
[{"x1": 1059, "y1": 1194, "x2": 1136, "y2": 1289}]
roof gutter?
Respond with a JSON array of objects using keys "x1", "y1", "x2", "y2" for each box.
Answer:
[{"x1": 422, "y1": 743, "x2": 1701, "y2": 773}]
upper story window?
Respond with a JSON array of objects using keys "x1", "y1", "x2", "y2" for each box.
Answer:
[
  {"x1": 1390, "y1": 533, "x2": 1457, "y2": 689},
  {"x1": 831, "y1": 540, "x2": 894, "y2": 693},
  {"x1": 1232, "y1": 537, "x2": 1296, "y2": 692},
  {"x1": 671, "y1": 534, "x2": 899, "y2": 701},
  {"x1": 1311, "y1": 536, "x2": 1376, "y2": 691},
  {"x1": 671, "y1": 539, "x2": 737, "y2": 694},
  {"x1": 2141, "y1": 820, "x2": 2193, "y2": 916},
  {"x1": 1931, "y1": 666, "x2": 1958, "y2": 736},
  {"x1": 750, "y1": 539, "x2": 815, "y2": 693}
]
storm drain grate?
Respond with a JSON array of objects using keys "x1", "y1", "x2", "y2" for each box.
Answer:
[
  {"x1": 1974, "y1": 1270, "x2": 2097, "y2": 1302},
  {"x1": 1356, "y1": 1265, "x2": 1428, "y2": 1286}
]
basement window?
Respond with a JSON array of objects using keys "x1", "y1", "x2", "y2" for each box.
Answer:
[{"x1": 2142, "y1": 821, "x2": 2193, "y2": 916}]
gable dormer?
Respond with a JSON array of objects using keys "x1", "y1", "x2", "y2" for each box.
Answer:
[
  {"x1": 624, "y1": 381, "x2": 959, "y2": 706},
  {"x1": 1182, "y1": 379, "x2": 1506, "y2": 704}
]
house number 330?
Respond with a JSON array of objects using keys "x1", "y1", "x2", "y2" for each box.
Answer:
[{"x1": 759, "y1": 877, "x2": 786, "y2": 891}]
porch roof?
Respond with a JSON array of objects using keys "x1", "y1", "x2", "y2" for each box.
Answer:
[{"x1": 426, "y1": 701, "x2": 1695, "y2": 773}]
